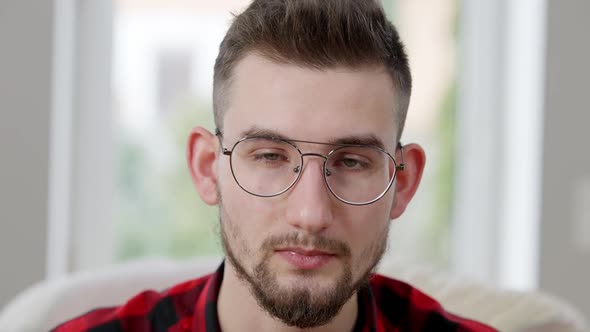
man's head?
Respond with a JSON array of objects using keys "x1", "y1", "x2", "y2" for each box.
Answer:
[{"x1": 188, "y1": 0, "x2": 425, "y2": 329}]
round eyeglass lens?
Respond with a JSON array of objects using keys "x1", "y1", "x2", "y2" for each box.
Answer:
[
  {"x1": 229, "y1": 137, "x2": 302, "y2": 196},
  {"x1": 324, "y1": 146, "x2": 396, "y2": 204}
]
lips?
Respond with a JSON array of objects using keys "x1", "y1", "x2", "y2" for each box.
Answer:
[
  {"x1": 275, "y1": 247, "x2": 336, "y2": 270},
  {"x1": 276, "y1": 247, "x2": 334, "y2": 256}
]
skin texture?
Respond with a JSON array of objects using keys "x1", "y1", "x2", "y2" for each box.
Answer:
[{"x1": 187, "y1": 53, "x2": 426, "y2": 332}]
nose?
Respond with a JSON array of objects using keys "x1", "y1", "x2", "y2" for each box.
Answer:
[{"x1": 284, "y1": 156, "x2": 335, "y2": 234}]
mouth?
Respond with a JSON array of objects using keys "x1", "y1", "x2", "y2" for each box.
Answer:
[{"x1": 275, "y1": 247, "x2": 337, "y2": 270}]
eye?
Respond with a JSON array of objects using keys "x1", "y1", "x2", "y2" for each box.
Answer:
[
  {"x1": 250, "y1": 149, "x2": 292, "y2": 165},
  {"x1": 332, "y1": 155, "x2": 369, "y2": 170},
  {"x1": 254, "y1": 152, "x2": 287, "y2": 161},
  {"x1": 341, "y1": 158, "x2": 362, "y2": 168}
]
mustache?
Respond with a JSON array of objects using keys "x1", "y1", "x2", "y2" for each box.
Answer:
[{"x1": 261, "y1": 233, "x2": 351, "y2": 257}]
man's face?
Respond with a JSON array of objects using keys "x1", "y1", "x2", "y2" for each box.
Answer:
[{"x1": 217, "y1": 54, "x2": 399, "y2": 328}]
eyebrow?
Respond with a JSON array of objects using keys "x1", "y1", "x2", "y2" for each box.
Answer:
[{"x1": 239, "y1": 126, "x2": 386, "y2": 150}]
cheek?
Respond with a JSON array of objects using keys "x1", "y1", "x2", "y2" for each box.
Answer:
[
  {"x1": 219, "y1": 177, "x2": 276, "y2": 253},
  {"x1": 343, "y1": 202, "x2": 391, "y2": 260}
]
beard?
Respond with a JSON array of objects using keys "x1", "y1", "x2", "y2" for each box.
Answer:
[{"x1": 219, "y1": 201, "x2": 389, "y2": 329}]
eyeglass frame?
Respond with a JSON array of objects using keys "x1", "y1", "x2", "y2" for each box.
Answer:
[{"x1": 215, "y1": 128, "x2": 405, "y2": 206}]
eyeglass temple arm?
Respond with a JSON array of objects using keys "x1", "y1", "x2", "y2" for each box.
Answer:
[
  {"x1": 215, "y1": 128, "x2": 231, "y2": 155},
  {"x1": 396, "y1": 142, "x2": 405, "y2": 171}
]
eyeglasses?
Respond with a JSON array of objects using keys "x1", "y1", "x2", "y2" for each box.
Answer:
[{"x1": 216, "y1": 130, "x2": 404, "y2": 206}]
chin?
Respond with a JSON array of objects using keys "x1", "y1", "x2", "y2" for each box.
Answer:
[{"x1": 281, "y1": 273, "x2": 337, "y2": 290}]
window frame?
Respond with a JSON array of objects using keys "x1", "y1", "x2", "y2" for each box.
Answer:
[
  {"x1": 48, "y1": 0, "x2": 115, "y2": 276},
  {"x1": 453, "y1": 0, "x2": 547, "y2": 289}
]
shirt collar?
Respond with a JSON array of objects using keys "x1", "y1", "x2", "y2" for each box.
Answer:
[{"x1": 197, "y1": 261, "x2": 377, "y2": 332}]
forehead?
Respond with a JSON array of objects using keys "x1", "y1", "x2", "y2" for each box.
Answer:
[{"x1": 223, "y1": 53, "x2": 399, "y2": 150}]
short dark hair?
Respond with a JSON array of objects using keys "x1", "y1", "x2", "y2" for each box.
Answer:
[{"x1": 213, "y1": 0, "x2": 412, "y2": 141}]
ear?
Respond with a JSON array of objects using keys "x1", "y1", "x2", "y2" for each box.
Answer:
[
  {"x1": 390, "y1": 143, "x2": 426, "y2": 219},
  {"x1": 187, "y1": 126, "x2": 220, "y2": 205}
]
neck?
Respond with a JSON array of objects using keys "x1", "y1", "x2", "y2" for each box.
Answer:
[{"x1": 217, "y1": 261, "x2": 358, "y2": 332}]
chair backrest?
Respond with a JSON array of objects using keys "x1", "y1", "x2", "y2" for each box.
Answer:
[
  {"x1": 0, "y1": 257, "x2": 587, "y2": 332},
  {"x1": 0, "y1": 257, "x2": 222, "y2": 331}
]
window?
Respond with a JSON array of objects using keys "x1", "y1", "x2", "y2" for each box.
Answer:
[{"x1": 113, "y1": 0, "x2": 240, "y2": 259}]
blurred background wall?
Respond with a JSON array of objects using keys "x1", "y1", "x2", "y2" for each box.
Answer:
[
  {"x1": 539, "y1": 0, "x2": 590, "y2": 319},
  {"x1": 0, "y1": 0, "x2": 53, "y2": 310}
]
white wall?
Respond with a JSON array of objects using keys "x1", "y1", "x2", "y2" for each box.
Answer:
[
  {"x1": 0, "y1": 0, "x2": 53, "y2": 308},
  {"x1": 540, "y1": 0, "x2": 590, "y2": 320}
]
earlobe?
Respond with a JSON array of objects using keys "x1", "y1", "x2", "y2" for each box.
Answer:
[
  {"x1": 389, "y1": 143, "x2": 426, "y2": 219},
  {"x1": 187, "y1": 126, "x2": 220, "y2": 205}
]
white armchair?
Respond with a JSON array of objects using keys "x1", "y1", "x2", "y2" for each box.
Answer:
[{"x1": 0, "y1": 257, "x2": 587, "y2": 332}]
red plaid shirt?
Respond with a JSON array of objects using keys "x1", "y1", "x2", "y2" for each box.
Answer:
[{"x1": 52, "y1": 263, "x2": 497, "y2": 332}]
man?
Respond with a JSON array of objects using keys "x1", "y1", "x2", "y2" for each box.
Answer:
[{"x1": 54, "y1": 0, "x2": 496, "y2": 331}]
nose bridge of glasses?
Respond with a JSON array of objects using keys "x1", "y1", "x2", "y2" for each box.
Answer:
[{"x1": 295, "y1": 152, "x2": 329, "y2": 174}]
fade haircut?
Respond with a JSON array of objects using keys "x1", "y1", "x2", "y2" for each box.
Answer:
[{"x1": 213, "y1": 0, "x2": 412, "y2": 141}]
